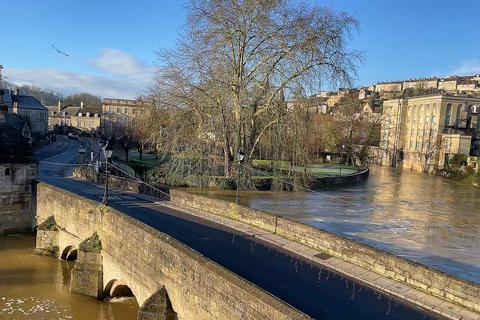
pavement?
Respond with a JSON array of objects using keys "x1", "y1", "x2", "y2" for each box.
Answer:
[{"x1": 35, "y1": 137, "x2": 450, "y2": 320}]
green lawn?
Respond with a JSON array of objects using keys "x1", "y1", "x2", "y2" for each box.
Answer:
[
  {"x1": 130, "y1": 151, "x2": 162, "y2": 166},
  {"x1": 128, "y1": 153, "x2": 358, "y2": 178},
  {"x1": 252, "y1": 160, "x2": 357, "y2": 177}
]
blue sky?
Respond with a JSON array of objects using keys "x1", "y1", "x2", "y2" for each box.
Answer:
[{"x1": 2, "y1": 0, "x2": 479, "y2": 98}]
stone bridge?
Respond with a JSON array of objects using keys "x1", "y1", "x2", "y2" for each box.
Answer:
[{"x1": 34, "y1": 182, "x2": 309, "y2": 320}]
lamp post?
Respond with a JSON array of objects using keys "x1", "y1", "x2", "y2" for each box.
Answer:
[
  {"x1": 235, "y1": 150, "x2": 245, "y2": 204},
  {"x1": 101, "y1": 144, "x2": 113, "y2": 205},
  {"x1": 340, "y1": 144, "x2": 345, "y2": 175}
]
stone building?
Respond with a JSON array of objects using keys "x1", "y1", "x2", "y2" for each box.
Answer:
[
  {"x1": 374, "y1": 75, "x2": 480, "y2": 94},
  {"x1": 70, "y1": 104, "x2": 102, "y2": 132},
  {"x1": 375, "y1": 81, "x2": 403, "y2": 93},
  {"x1": 0, "y1": 114, "x2": 36, "y2": 234},
  {"x1": 380, "y1": 94, "x2": 480, "y2": 172},
  {"x1": 101, "y1": 98, "x2": 146, "y2": 137},
  {"x1": 49, "y1": 105, "x2": 80, "y2": 127},
  {"x1": 0, "y1": 88, "x2": 48, "y2": 142}
]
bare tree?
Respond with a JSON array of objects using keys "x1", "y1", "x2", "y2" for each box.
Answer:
[
  {"x1": 146, "y1": 0, "x2": 360, "y2": 188},
  {"x1": 418, "y1": 128, "x2": 445, "y2": 173}
]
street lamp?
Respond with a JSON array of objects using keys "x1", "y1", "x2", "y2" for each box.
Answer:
[
  {"x1": 101, "y1": 144, "x2": 113, "y2": 205},
  {"x1": 235, "y1": 150, "x2": 246, "y2": 204},
  {"x1": 340, "y1": 144, "x2": 345, "y2": 175}
]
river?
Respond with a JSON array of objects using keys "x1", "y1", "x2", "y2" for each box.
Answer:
[
  {"x1": 0, "y1": 234, "x2": 138, "y2": 320},
  {"x1": 196, "y1": 166, "x2": 480, "y2": 284}
]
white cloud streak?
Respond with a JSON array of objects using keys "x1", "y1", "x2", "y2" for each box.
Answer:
[
  {"x1": 450, "y1": 59, "x2": 480, "y2": 76},
  {"x1": 4, "y1": 49, "x2": 154, "y2": 99}
]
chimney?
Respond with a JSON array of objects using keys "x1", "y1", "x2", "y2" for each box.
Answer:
[
  {"x1": 57, "y1": 100, "x2": 62, "y2": 113},
  {"x1": 14, "y1": 88, "x2": 19, "y2": 96},
  {"x1": 80, "y1": 101, "x2": 84, "y2": 109},
  {"x1": 12, "y1": 96, "x2": 18, "y2": 114},
  {"x1": 9, "y1": 88, "x2": 19, "y2": 114}
]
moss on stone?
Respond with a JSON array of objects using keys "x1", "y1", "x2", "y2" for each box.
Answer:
[
  {"x1": 37, "y1": 216, "x2": 58, "y2": 231},
  {"x1": 34, "y1": 245, "x2": 59, "y2": 257},
  {"x1": 79, "y1": 232, "x2": 102, "y2": 253}
]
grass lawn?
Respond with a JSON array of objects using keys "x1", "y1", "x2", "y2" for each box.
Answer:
[
  {"x1": 252, "y1": 160, "x2": 357, "y2": 177},
  {"x1": 130, "y1": 151, "x2": 162, "y2": 167}
]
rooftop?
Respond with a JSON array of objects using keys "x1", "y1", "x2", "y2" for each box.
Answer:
[
  {"x1": 13, "y1": 95, "x2": 47, "y2": 111},
  {"x1": 77, "y1": 105, "x2": 102, "y2": 115}
]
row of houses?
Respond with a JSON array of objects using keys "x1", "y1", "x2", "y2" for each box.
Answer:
[
  {"x1": 374, "y1": 75, "x2": 480, "y2": 94},
  {"x1": 47, "y1": 97, "x2": 146, "y2": 137}
]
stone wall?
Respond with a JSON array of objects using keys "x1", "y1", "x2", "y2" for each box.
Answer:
[
  {"x1": 72, "y1": 167, "x2": 170, "y2": 200},
  {"x1": 312, "y1": 168, "x2": 369, "y2": 188},
  {"x1": 169, "y1": 189, "x2": 480, "y2": 313},
  {"x1": 35, "y1": 182, "x2": 309, "y2": 320},
  {"x1": 0, "y1": 163, "x2": 36, "y2": 234}
]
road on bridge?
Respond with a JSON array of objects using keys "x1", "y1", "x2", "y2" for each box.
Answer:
[{"x1": 36, "y1": 137, "x2": 437, "y2": 320}]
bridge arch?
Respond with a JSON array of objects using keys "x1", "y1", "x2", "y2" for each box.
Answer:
[
  {"x1": 60, "y1": 245, "x2": 78, "y2": 261},
  {"x1": 104, "y1": 279, "x2": 135, "y2": 298}
]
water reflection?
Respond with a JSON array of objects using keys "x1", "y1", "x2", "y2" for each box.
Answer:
[
  {"x1": 0, "y1": 234, "x2": 138, "y2": 320},
  {"x1": 196, "y1": 166, "x2": 480, "y2": 284}
]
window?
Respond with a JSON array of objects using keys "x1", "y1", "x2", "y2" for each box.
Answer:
[
  {"x1": 109, "y1": 107, "x2": 113, "y2": 112},
  {"x1": 445, "y1": 103, "x2": 452, "y2": 126},
  {"x1": 124, "y1": 107, "x2": 128, "y2": 114},
  {"x1": 5, "y1": 168, "x2": 11, "y2": 176}
]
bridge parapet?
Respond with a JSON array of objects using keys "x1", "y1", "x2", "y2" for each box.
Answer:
[
  {"x1": 170, "y1": 189, "x2": 480, "y2": 314},
  {"x1": 34, "y1": 182, "x2": 310, "y2": 320}
]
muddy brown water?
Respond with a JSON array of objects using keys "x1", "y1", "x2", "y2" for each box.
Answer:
[{"x1": 0, "y1": 234, "x2": 138, "y2": 320}]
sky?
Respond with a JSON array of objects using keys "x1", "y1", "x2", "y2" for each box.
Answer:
[{"x1": 2, "y1": 0, "x2": 480, "y2": 99}]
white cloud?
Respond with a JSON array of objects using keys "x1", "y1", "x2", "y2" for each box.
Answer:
[
  {"x1": 4, "y1": 49, "x2": 154, "y2": 99},
  {"x1": 91, "y1": 48, "x2": 152, "y2": 80},
  {"x1": 450, "y1": 59, "x2": 480, "y2": 76}
]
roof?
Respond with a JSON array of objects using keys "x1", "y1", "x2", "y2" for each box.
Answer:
[
  {"x1": 77, "y1": 105, "x2": 102, "y2": 115},
  {"x1": 46, "y1": 105, "x2": 59, "y2": 112},
  {"x1": 384, "y1": 93, "x2": 480, "y2": 103},
  {"x1": 103, "y1": 98, "x2": 145, "y2": 107},
  {"x1": 13, "y1": 95, "x2": 48, "y2": 111},
  {"x1": 0, "y1": 89, "x2": 12, "y2": 105},
  {"x1": 52, "y1": 106, "x2": 80, "y2": 118},
  {"x1": 0, "y1": 114, "x2": 35, "y2": 164}
]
